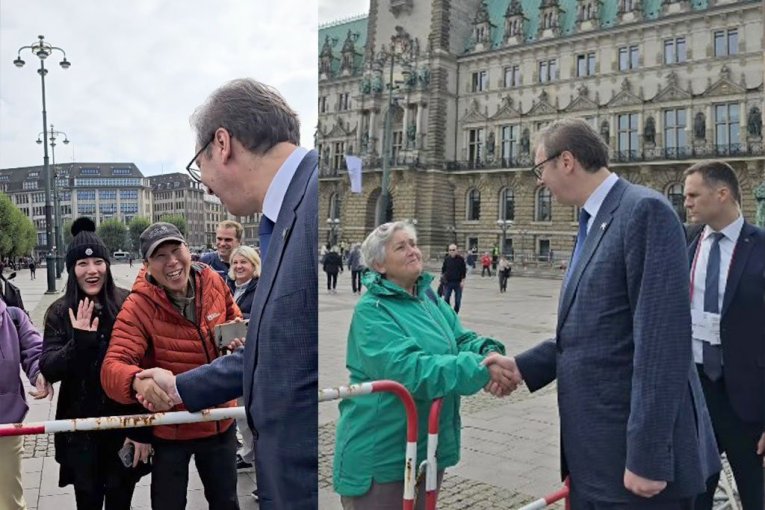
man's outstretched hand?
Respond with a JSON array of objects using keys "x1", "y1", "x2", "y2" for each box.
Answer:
[{"x1": 133, "y1": 368, "x2": 182, "y2": 412}]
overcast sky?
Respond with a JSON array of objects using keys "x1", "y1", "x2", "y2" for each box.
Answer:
[
  {"x1": 0, "y1": 1, "x2": 317, "y2": 177},
  {"x1": 319, "y1": 0, "x2": 369, "y2": 25}
]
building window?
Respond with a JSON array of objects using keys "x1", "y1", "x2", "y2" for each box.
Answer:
[
  {"x1": 474, "y1": 25, "x2": 486, "y2": 42},
  {"x1": 471, "y1": 71, "x2": 488, "y2": 92},
  {"x1": 664, "y1": 37, "x2": 687, "y2": 64},
  {"x1": 538, "y1": 59, "x2": 557, "y2": 83},
  {"x1": 332, "y1": 142, "x2": 345, "y2": 169},
  {"x1": 392, "y1": 131, "x2": 403, "y2": 160},
  {"x1": 319, "y1": 96, "x2": 328, "y2": 113},
  {"x1": 338, "y1": 92, "x2": 350, "y2": 111},
  {"x1": 576, "y1": 52, "x2": 596, "y2": 77},
  {"x1": 468, "y1": 128, "x2": 484, "y2": 164},
  {"x1": 618, "y1": 45, "x2": 639, "y2": 71},
  {"x1": 666, "y1": 183, "x2": 686, "y2": 222},
  {"x1": 467, "y1": 189, "x2": 481, "y2": 221},
  {"x1": 503, "y1": 65, "x2": 520, "y2": 88},
  {"x1": 500, "y1": 125, "x2": 520, "y2": 165},
  {"x1": 536, "y1": 187, "x2": 552, "y2": 222},
  {"x1": 500, "y1": 188, "x2": 515, "y2": 221},
  {"x1": 22, "y1": 181, "x2": 38, "y2": 190},
  {"x1": 663, "y1": 109, "x2": 687, "y2": 157},
  {"x1": 328, "y1": 193, "x2": 341, "y2": 220},
  {"x1": 538, "y1": 239, "x2": 551, "y2": 261},
  {"x1": 617, "y1": 113, "x2": 639, "y2": 159},
  {"x1": 714, "y1": 29, "x2": 738, "y2": 57},
  {"x1": 714, "y1": 103, "x2": 740, "y2": 154}
]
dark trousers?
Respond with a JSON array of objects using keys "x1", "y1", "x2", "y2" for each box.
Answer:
[
  {"x1": 695, "y1": 367, "x2": 763, "y2": 510},
  {"x1": 351, "y1": 270, "x2": 362, "y2": 293},
  {"x1": 151, "y1": 425, "x2": 239, "y2": 510},
  {"x1": 326, "y1": 272, "x2": 338, "y2": 290},
  {"x1": 74, "y1": 481, "x2": 135, "y2": 510},
  {"x1": 499, "y1": 273, "x2": 509, "y2": 292},
  {"x1": 570, "y1": 482, "x2": 694, "y2": 510},
  {"x1": 481, "y1": 266, "x2": 491, "y2": 277},
  {"x1": 442, "y1": 281, "x2": 462, "y2": 314}
]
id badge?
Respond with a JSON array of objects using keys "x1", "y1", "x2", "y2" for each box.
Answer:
[{"x1": 691, "y1": 309, "x2": 721, "y2": 345}]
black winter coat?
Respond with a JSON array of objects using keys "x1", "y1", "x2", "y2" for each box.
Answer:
[
  {"x1": 323, "y1": 252, "x2": 343, "y2": 274},
  {"x1": 40, "y1": 287, "x2": 150, "y2": 488},
  {"x1": 228, "y1": 277, "x2": 259, "y2": 319}
]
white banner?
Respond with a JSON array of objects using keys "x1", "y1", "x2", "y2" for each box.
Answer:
[{"x1": 344, "y1": 155, "x2": 363, "y2": 193}]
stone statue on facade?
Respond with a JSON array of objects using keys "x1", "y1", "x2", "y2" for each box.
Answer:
[
  {"x1": 600, "y1": 120, "x2": 610, "y2": 142},
  {"x1": 644, "y1": 116, "x2": 656, "y2": 145},
  {"x1": 520, "y1": 129, "x2": 530, "y2": 154},
  {"x1": 694, "y1": 112, "x2": 706, "y2": 140},
  {"x1": 406, "y1": 122, "x2": 417, "y2": 148},
  {"x1": 754, "y1": 181, "x2": 765, "y2": 228},
  {"x1": 486, "y1": 131, "x2": 496, "y2": 157},
  {"x1": 359, "y1": 75, "x2": 372, "y2": 94},
  {"x1": 747, "y1": 106, "x2": 762, "y2": 138},
  {"x1": 361, "y1": 132, "x2": 369, "y2": 152}
]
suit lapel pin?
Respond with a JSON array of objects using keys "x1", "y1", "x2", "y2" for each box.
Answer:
[
  {"x1": 282, "y1": 228, "x2": 288, "y2": 238},
  {"x1": 600, "y1": 222, "x2": 608, "y2": 231}
]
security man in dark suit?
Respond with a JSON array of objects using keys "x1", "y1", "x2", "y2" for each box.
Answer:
[{"x1": 683, "y1": 160, "x2": 765, "y2": 510}]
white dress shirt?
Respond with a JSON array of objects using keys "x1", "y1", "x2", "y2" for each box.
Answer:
[
  {"x1": 581, "y1": 173, "x2": 619, "y2": 233},
  {"x1": 261, "y1": 146, "x2": 309, "y2": 224},
  {"x1": 690, "y1": 215, "x2": 744, "y2": 364}
]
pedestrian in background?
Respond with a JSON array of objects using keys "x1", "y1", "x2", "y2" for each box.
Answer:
[
  {"x1": 28, "y1": 259, "x2": 36, "y2": 280},
  {"x1": 683, "y1": 161, "x2": 765, "y2": 510},
  {"x1": 480, "y1": 252, "x2": 492, "y2": 277},
  {"x1": 441, "y1": 244, "x2": 467, "y2": 314},
  {"x1": 346, "y1": 243, "x2": 365, "y2": 295},
  {"x1": 0, "y1": 296, "x2": 52, "y2": 510},
  {"x1": 40, "y1": 218, "x2": 151, "y2": 510},
  {"x1": 323, "y1": 246, "x2": 343, "y2": 294},
  {"x1": 497, "y1": 255, "x2": 511, "y2": 293}
]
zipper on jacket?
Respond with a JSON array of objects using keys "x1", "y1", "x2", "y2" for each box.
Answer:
[
  {"x1": 192, "y1": 274, "x2": 222, "y2": 436},
  {"x1": 417, "y1": 297, "x2": 457, "y2": 355}
]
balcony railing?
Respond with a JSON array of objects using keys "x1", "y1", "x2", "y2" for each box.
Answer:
[{"x1": 319, "y1": 153, "x2": 424, "y2": 177}]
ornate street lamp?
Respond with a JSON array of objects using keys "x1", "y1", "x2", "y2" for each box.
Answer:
[
  {"x1": 496, "y1": 219, "x2": 513, "y2": 257},
  {"x1": 15, "y1": 35, "x2": 71, "y2": 293},
  {"x1": 326, "y1": 218, "x2": 341, "y2": 246},
  {"x1": 37, "y1": 125, "x2": 70, "y2": 278}
]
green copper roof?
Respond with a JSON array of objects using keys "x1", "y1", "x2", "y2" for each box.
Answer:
[
  {"x1": 469, "y1": 0, "x2": 709, "y2": 50},
  {"x1": 319, "y1": 15, "x2": 368, "y2": 76}
]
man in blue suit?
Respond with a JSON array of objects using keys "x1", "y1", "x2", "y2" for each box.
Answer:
[
  {"x1": 135, "y1": 78, "x2": 317, "y2": 510},
  {"x1": 683, "y1": 160, "x2": 764, "y2": 510},
  {"x1": 487, "y1": 118, "x2": 720, "y2": 508}
]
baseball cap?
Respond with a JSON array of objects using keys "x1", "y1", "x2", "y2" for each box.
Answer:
[{"x1": 140, "y1": 222, "x2": 186, "y2": 259}]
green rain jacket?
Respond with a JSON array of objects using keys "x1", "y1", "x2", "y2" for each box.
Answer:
[{"x1": 333, "y1": 271, "x2": 506, "y2": 496}]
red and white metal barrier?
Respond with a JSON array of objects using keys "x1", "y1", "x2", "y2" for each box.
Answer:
[
  {"x1": 320, "y1": 380, "x2": 443, "y2": 510},
  {"x1": 516, "y1": 477, "x2": 570, "y2": 510},
  {"x1": 0, "y1": 407, "x2": 246, "y2": 437}
]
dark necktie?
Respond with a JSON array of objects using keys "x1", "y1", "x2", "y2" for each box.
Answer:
[
  {"x1": 564, "y1": 209, "x2": 591, "y2": 289},
  {"x1": 702, "y1": 232, "x2": 724, "y2": 381},
  {"x1": 259, "y1": 216, "x2": 274, "y2": 265}
]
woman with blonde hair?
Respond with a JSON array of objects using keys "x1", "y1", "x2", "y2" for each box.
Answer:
[{"x1": 227, "y1": 245, "x2": 261, "y2": 320}]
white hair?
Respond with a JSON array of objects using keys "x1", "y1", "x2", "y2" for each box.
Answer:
[{"x1": 361, "y1": 221, "x2": 417, "y2": 269}]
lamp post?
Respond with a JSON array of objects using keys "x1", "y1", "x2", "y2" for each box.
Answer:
[
  {"x1": 15, "y1": 35, "x2": 71, "y2": 294},
  {"x1": 37, "y1": 125, "x2": 69, "y2": 278},
  {"x1": 496, "y1": 219, "x2": 513, "y2": 257},
  {"x1": 375, "y1": 38, "x2": 413, "y2": 226},
  {"x1": 326, "y1": 218, "x2": 340, "y2": 246}
]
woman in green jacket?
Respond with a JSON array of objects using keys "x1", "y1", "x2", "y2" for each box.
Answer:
[{"x1": 333, "y1": 221, "x2": 518, "y2": 509}]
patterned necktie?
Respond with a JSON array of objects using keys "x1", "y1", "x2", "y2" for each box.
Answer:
[
  {"x1": 259, "y1": 216, "x2": 274, "y2": 265},
  {"x1": 564, "y1": 209, "x2": 591, "y2": 289},
  {"x1": 702, "y1": 232, "x2": 724, "y2": 381}
]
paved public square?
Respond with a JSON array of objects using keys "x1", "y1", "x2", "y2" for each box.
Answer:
[
  {"x1": 319, "y1": 266, "x2": 566, "y2": 509},
  {"x1": 5, "y1": 263, "x2": 259, "y2": 510}
]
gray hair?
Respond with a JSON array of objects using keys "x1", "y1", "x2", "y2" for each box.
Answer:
[
  {"x1": 536, "y1": 118, "x2": 609, "y2": 173},
  {"x1": 227, "y1": 245, "x2": 261, "y2": 280},
  {"x1": 190, "y1": 78, "x2": 300, "y2": 156},
  {"x1": 361, "y1": 221, "x2": 417, "y2": 269}
]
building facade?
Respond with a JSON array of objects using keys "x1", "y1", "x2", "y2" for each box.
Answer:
[
  {"x1": 318, "y1": 0, "x2": 764, "y2": 260},
  {"x1": 149, "y1": 173, "x2": 207, "y2": 251},
  {"x1": 0, "y1": 162, "x2": 152, "y2": 253}
]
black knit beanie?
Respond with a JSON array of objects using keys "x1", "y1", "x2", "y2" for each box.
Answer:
[{"x1": 66, "y1": 217, "x2": 111, "y2": 271}]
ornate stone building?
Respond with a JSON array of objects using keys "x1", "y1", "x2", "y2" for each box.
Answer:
[{"x1": 318, "y1": 0, "x2": 764, "y2": 260}]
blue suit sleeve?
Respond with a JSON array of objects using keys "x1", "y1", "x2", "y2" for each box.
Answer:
[
  {"x1": 515, "y1": 339, "x2": 557, "y2": 392},
  {"x1": 176, "y1": 348, "x2": 244, "y2": 412}
]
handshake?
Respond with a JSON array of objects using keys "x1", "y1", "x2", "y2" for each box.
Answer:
[
  {"x1": 131, "y1": 367, "x2": 181, "y2": 412},
  {"x1": 481, "y1": 352, "x2": 524, "y2": 397}
]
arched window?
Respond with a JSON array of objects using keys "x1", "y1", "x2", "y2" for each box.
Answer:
[
  {"x1": 467, "y1": 188, "x2": 481, "y2": 221},
  {"x1": 329, "y1": 193, "x2": 342, "y2": 220},
  {"x1": 536, "y1": 187, "x2": 552, "y2": 221},
  {"x1": 666, "y1": 183, "x2": 686, "y2": 222},
  {"x1": 499, "y1": 188, "x2": 515, "y2": 221}
]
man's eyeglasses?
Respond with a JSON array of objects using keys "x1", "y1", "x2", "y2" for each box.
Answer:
[
  {"x1": 529, "y1": 153, "x2": 561, "y2": 180},
  {"x1": 185, "y1": 136, "x2": 214, "y2": 184}
]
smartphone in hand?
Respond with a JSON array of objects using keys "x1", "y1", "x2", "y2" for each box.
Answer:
[
  {"x1": 118, "y1": 442, "x2": 135, "y2": 468},
  {"x1": 214, "y1": 320, "x2": 250, "y2": 351}
]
